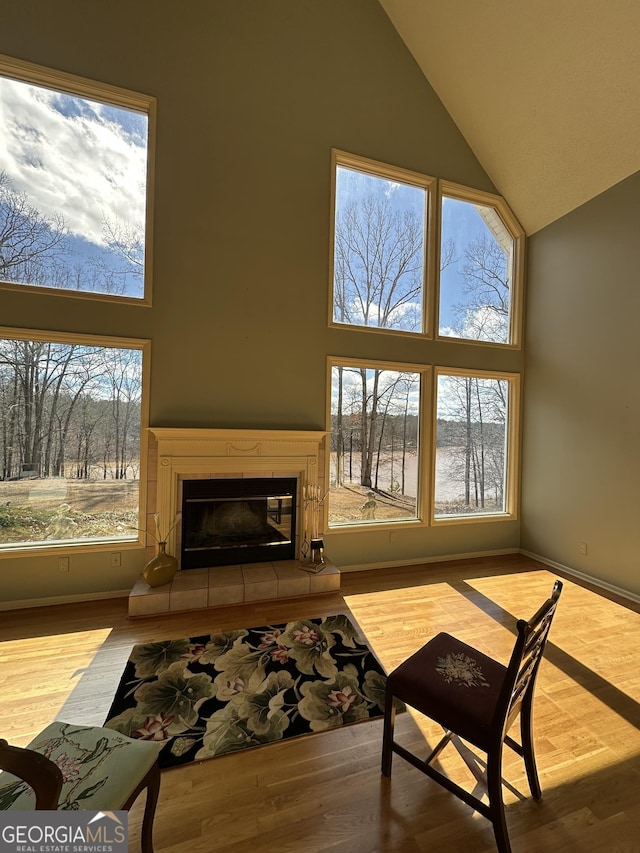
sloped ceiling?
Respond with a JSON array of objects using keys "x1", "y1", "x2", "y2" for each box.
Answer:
[{"x1": 379, "y1": 0, "x2": 640, "y2": 234}]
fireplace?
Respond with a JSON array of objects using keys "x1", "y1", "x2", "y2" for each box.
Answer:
[
  {"x1": 147, "y1": 427, "x2": 327, "y2": 573},
  {"x1": 131, "y1": 428, "x2": 334, "y2": 616},
  {"x1": 180, "y1": 477, "x2": 297, "y2": 569}
]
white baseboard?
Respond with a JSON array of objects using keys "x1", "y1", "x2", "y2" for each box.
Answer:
[
  {"x1": 0, "y1": 588, "x2": 130, "y2": 612},
  {"x1": 3, "y1": 548, "x2": 637, "y2": 610},
  {"x1": 339, "y1": 548, "x2": 519, "y2": 573},
  {"x1": 519, "y1": 548, "x2": 640, "y2": 605}
]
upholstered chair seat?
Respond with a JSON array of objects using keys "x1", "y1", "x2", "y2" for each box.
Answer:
[{"x1": 0, "y1": 721, "x2": 163, "y2": 853}]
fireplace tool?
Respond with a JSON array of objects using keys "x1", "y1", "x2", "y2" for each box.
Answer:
[{"x1": 300, "y1": 485, "x2": 327, "y2": 573}]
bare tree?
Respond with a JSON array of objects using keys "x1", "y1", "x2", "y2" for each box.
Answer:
[
  {"x1": 0, "y1": 171, "x2": 68, "y2": 284},
  {"x1": 334, "y1": 195, "x2": 424, "y2": 331},
  {"x1": 102, "y1": 348, "x2": 142, "y2": 480},
  {"x1": 0, "y1": 340, "x2": 142, "y2": 483},
  {"x1": 0, "y1": 171, "x2": 130, "y2": 296},
  {"x1": 437, "y1": 375, "x2": 507, "y2": 511},
  {"x1": 95, "y1": 216, "x2": 144, "y2": 287},
  {"x1": 333, "y1": 194, "x2": 424, "y2": 492},
  {"x1": 453, "y1": 235, "x2": 510, "y2": 342},
  {"x1": 0, "y1": 341, "x2": 100, "y2": 478}
]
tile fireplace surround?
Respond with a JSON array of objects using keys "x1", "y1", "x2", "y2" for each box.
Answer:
[{"x1": 129, "y1": 427, "x2": 339, "y2": 617}]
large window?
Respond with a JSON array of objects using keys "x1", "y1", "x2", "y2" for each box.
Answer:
[
  {"x1": 434, "y1": 369, "x2": 519, "y2": 520},
  {"x1": 328, "y1": 359, "x2": 428, "y2": 527},
  {"x1": 0, "y1": 330, "x2": 148, "y2": 550},
  {"x1": 330, "y1": 150, "x2": 434, "y2": 335},
  {"x1": 328, "y1": 153, "x2": 524, "y2": 531},
  {"x1": 0, "y1": 55, "x2": 154, "y2": 302},
  {"x1": 438, "y1": 182, "x2": 524, "y2": 346},
  {"x1": 330, "y1": 154, "x2": 524, "y2": 345}
]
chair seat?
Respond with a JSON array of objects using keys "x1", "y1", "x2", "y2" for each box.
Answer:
[
  {"x1": 0, "y1": 721, "x2": 163, "y2": 812},
  {"x1": 387, "y1": 632, "x2": 507, "y2": 749}
]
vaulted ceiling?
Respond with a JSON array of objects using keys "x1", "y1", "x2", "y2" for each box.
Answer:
[{"x1": 379, "y1": 0, "x2": 640, "y2": 234}]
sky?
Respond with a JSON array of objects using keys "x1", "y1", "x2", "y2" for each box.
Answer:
[
  {"x1": 331, "y1": 365, "x2": 421, "y2": 421},
  {"x1": 440, "y1": 196, "x2": 492, "y2": 334},
  {"x1": 334, "y1": 164, "x2": 509, "y2": 334},
  {"x1": 0, "y1": 73, "x2": 148, "y2": 297}
]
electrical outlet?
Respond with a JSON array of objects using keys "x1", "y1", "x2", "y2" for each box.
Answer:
[
  {"x1": 57, "y1": 556, "x2": 69, "y2": 572},
  {"x1": 111, "y1": 552, "x2": 121, "y2": 567},
  {"x1": 578, "y1": 541, "x2": 588, "y2": 556},
  {"x1": 389, "y1": 530, "x2": 398, "y2": 543}
]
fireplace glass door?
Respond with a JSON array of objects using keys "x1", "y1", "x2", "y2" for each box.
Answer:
[{"x1": 181, "y1": 477, "x2": 297, "y2": 569}]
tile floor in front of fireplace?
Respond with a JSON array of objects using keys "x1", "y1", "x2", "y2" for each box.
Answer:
[{"x1": 128, "y1": 559, "x2": 341, "y2": 617}]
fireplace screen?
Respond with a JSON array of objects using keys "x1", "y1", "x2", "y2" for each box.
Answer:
[{"x1": 181, "y1": 477, "x2": 297, "y2": 569}]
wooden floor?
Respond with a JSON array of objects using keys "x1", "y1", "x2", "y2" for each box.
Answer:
[{"x1": 1, "y1": 554, "x2": 640, "y2": 852}]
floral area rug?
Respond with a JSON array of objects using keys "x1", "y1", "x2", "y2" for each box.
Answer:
[{"x1": 103, "y1": 614, "x2": 392, "y2": 769}]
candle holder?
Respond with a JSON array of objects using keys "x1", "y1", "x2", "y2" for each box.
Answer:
[{"x1": 301, "y1": 537, "x2": 326, "y2": 573}]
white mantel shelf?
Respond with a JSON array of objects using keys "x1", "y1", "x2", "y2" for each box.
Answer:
[{"x1": 149, "y1": 427, "x2": 327, "y2": 451}]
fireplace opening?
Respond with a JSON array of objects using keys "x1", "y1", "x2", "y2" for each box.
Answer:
[{"x1": 180, "y1": 477, "x2": 297, "y2": 569}]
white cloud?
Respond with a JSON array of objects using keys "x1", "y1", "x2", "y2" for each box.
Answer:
[{"x1": 0, "y1": 76, "x2": 147, "y2": 247}]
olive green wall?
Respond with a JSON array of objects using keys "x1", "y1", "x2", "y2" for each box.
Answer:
[
  {"x1": 523, "y1": 171, "x2": 640, "y2": 597},
  {"x1": 0, "y1": 0, "x2": 523, "y2": 606}
]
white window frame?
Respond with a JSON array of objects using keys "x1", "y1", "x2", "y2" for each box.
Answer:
[
  {"x1": 0, "y1": 53, "x2": 156, "y2": 306},
  {"x1": 326, "y1": 355, "x2": 432, "y2": 532},
  {"x1": 329, "y1": 149, "x2": 437, "y2": 339},
  {"x1": 329, "y1": 154, "x2": 525, "y2": 350},
  {"x1": 431, "y1": 367, "x2": 520, "y2": 525},
  {"x1": 436, "y1": 180, "x2": 525, "y2": 349},
  {"x1": 0, "y1": 326, "x2": 150, "y2": 558}
]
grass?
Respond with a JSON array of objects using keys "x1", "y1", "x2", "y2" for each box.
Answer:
[{"x1": 0, "y1": 478, "x2": 139, "y2": 544}]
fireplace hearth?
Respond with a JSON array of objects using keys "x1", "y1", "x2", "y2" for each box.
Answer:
[{"x1": 180, "y1": 477, "x2": 297, "y2": 569}]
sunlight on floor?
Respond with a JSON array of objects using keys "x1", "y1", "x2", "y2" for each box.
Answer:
[
  {"x1": 346, "y1": 569, "x2": 640, "y2": 801},
  {"x1": 0, "y1": 627, "x2": 113, "y2": 744}
]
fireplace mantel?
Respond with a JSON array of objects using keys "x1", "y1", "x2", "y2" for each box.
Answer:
[{"x1": 148, "y1": 427, "x2": 327, "y2": 567}]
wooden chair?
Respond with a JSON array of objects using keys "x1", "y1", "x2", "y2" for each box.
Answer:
[
  {"x1": 0, "y1": 721, "x2": 163, "y2": 853},
  {"x1": 381, "y1": 580, "x2": 563, "y2": 853}
]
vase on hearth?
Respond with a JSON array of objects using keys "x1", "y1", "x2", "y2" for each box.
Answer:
[{"x1": 143, "y1": 541, "x2": 178, "y2": 587}]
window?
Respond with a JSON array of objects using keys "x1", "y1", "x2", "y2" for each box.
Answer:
[
  {"x1": 0, "y1": 329, "x2": 149, "y2": 550},
  {"x1": 327, "y1": 152, "x2": 524, "y2": 532},
  {"x1": 0, "y1": 54, "x2": 154, "y2": 302},
  {"x1": 438, "y1": 182, "x2": 524, "y2": 345},
  {"x1": 328, "y1": 359, "x2": 428, "y2": 527},
  {"x1": 330, "y1": 150, "x2": 434, "y2": 335},
  {"x1": 434, "y1": 369, "x2": 519, "y2": 520}
]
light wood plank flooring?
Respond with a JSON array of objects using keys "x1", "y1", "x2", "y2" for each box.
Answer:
[{"x1": 1, "y1": 554, "x2": 639, "y2": 852}]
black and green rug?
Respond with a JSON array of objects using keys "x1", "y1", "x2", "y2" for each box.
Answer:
[{"x1": 103, "y1": 614, "x2": 391, "y2": 769}]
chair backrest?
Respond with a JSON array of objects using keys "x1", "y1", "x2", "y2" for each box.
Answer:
[
  {"x1": 0, "y1": 739, "x2": 63, "y2": 810},
  {"x1": 497, "y1": 580, "x2": 563, "y2": 736}
]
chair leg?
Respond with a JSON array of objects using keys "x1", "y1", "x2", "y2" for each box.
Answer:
[
  {"x1": 123, "y1": 761, "x2": 161, "y2": 853},
  {"x1": 140, "y1": 762, "x2": 161, "y2": 853},
  {"x1": 487, "y1": 749, "x2": 511, "y2": 853},
  {"x1": 381, "y1": 688, "x2": 396, "y2": 777},
  {"x1": 520, "y1": 699, "x2": 542, "y2": 799}
]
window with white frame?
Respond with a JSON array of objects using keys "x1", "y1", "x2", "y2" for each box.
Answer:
[
  {"x1": 328, "y1": 359, "x2": 428, "y2": 527},
  {"x1": 0, "y1": 329, "x2": 148, "y2": 550},
  {"x1": 0, "y1": 55, "x2": 153, "y2": 302},
  {"x1": 438, "y1": 182, "x2": 524, "y2": 346},
  {"x1": 434, "y1": 369, "x2": 519, "y2": 520},
  {"x1": 330, "y1": 150, "x2": 434, "y2": 335},
  {"x1": 328, "y1": 152, "x2": 523, "y2": 530}
]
